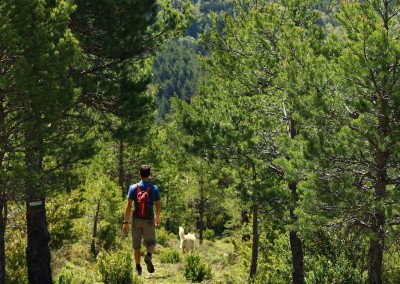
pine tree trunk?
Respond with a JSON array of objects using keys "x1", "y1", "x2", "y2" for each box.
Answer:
[
  {"x1": 249, "y1": 203, "x2": 259, "y2": 281},
  {"x1": 0, "y1": 199, "x2": 6, "y2": 284},
  {"x1": 248, "y1": 162, "x2": 259, "y2": 281},
  {"x1": 289, "y1": 182, "x2": 304, "y2": 284},
  {"x1": 290, "y1": 230, "x2": 304, "y2": 284},
  {"x1": 366, "y1": 84, "x2": 389, "y2": 283},
  {"x1": 26, "y1": 199, "x2": 52, "y2": 284},
  {"x1": 367, "y1": 148, "x2": 388, "y2": 283},
  {"x1": 368, "y1": 180, "x2": 386, "y2": 284},
  {"x1": 25, "y1": 127, "x2": 52, "y2": 284},
  {"x1": 287, "y1": 118, "x2": 305, "y2": 284},
  {"x1": 368, "y1": 228, "x2": 384, "y2": 284},
  {"x1": 198, "y1": 216, "x2": 204, "y2": 245}
]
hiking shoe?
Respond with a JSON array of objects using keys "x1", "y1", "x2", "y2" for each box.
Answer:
[
  {"x1": 144, "y1": 254, "x2": 155, "y2": 273},
  {"x1": 136, "y1": 265, "x2": 142, "y2": 276}
]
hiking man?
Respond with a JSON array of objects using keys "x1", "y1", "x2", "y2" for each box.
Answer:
[{"x1": 122, "y1": 164, "x2": 161, "y2": 275}]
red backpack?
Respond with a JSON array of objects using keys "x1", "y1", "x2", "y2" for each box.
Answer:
[{"x1": 134, "y1": 183, "x2": 151, "y2": 218}]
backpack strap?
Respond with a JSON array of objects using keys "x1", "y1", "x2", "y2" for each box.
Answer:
[{"x1": 136, "y1": 183, "x2": 151, "y2": 195}]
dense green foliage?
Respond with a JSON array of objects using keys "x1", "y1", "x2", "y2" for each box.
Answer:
[
  {"x1": 185, "y1": 0, "x2": 235, "y2": 38},
  {"x1": 97, "y1": 250, "x2": 133, "y2": 284},
  {"x1": 183, "y1": 253, "x2": 212, "y2": 282},
  {"x1": 152, "y1": 37, "x2": 204, "y2": 121},
  {"x1": 152, "y1": 0, "x2": 237, "y2": 121},
  {"x1": 3, "y1": 0, "x2": 400, "y2": 283}
]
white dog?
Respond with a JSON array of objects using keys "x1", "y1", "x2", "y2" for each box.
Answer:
[{"x1": 179, "y1": 226, "x2": 196, "y2": 253}]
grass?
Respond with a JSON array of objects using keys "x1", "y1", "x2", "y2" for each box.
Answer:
[
  {"x1": 131, "y1": 238, "x2": 238, "y2": 283},
  {"x1": 52, "y1": 231, "x2": 248, "y2": 284}
]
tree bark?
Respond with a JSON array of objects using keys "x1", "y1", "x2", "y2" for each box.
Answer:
[
  {"x1": 287, "y1": 118, "x2": 305, "y2": 284},
  {"x1": 368, "y1": 220, "x2": 384, "y2": 284},
  {"x1": 366, "y1": 80, "x2": 389, "y2": 282},
  {"x1": 249, "y1": 203, "x2": 259, "y2": 281},
  {"x1": 289, "y1": 182, "x2": 304, "y2": 284},
  {"x1": 367, "y1": 148, "x2": 388, "y2": 283},
  {"x1": 290, "y1": 230, "x2": 304, "y2": 284},
  {"x1": 249, "y1": 162, "x2": 259, "y2": 281},
  {"x1": 26, "y1": 199, "x2": 52, "y2": 284},
  {"x1": 25, "y1": 126, "x2": 53, "y2": 284}
]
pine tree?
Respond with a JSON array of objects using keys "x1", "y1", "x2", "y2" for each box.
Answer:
[
  {"x1": 1, "y1": 0, "x2": 79, "y2": 282},
  {"x1": 296, "y1": 1, "x2": 400, "y2": 282},
  {"x1": 69, "y1": 0, "x2": 191, "y2": 197},
  {"x1": 0, "y1": 0, "x2": 191, "y2": 282}
]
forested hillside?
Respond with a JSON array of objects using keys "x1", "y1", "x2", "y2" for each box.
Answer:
[{"x1": 2, "y1": 1, "x2": 400, "y2": 284}]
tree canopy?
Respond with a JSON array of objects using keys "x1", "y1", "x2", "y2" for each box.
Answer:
[{"x1": 3, "y1": 1, "x2": 400, "y2": 283}]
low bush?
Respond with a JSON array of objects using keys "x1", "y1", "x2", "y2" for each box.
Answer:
[
  {"x1": 156, "y1": 227, "x2": 176, "y2": 247},
  {"x1": 204, "y1": 228, "x2": 215, "y2": 241},
  {"x1": 183, "y1": 253, "x2": 212, "y2": 282},
  {"x1": 97, "y1": 250, "x2": 132, "y2": 284},
  {"x1": 55, "y1": 262, "x2": 97, "y2": 284},
  {"x1": 159, "y1": 248, "x2": 181, "y2": 263}
]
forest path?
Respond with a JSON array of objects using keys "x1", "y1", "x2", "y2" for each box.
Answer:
[{"x1": 135, "y1": 238, "x2": 238, "y2": 284}]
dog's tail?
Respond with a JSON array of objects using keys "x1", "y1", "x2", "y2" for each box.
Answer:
[{"x1": 179, "y1": 226, "x2": 185, "y2": 241}]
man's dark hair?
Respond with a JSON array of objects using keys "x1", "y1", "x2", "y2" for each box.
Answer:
[{"x1": 139, "y1": 164, "x2": 151, "y2": 178}]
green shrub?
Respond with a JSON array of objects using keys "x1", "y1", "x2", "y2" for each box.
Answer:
[
  {"x1": 213, "y1": 272, "x2": 245, "y2": 284},
  {"x1": 183, "y1": 253, "x2": 212, "y2": 282},
  {"x1": 5, "y1": 223, "x2": 28, "y2": 284},
  {"x1": 156, "y1": 227, "x2": 170, "y2": 247},
  {"x1": 204, "y1": 228, "x2": 215, "y2": 240},
  {"x1": 383, "y1": 245, "x2": 400, "y2": 283},
  {"x1": 305, "y1": 254, "x2": 366, "y2": 284},
  {"x1": 55, "y1": 267, "x2": 94, "y2": 284},
  {"x1": 56, "y1": 269, "x2": 74, "y2": 284},
  {"x1": 97, "y1": 220, "x2": 117, "y2": 249},
  {"x1": 97, "y1": 250, "x2": 132, "y2": 284},
  {"x1": 159, "y1": 248, "x2": 181, "y2": 263},
  {"x1": 47, "y1": 191, "x2": 83, "y2": 249}
]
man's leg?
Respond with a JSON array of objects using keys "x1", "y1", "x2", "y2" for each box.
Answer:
[
  {"x1": 147, "y1": 244, "x2": 155, "y2": 254},
  {"x1": 134, "y1": 248, "x2": 141, "y2": 264},
  {"x1": 134, "y1": 249, "x2": 142, "y2": 275},
  {"x1": 132, "y1": 218, "x2": 143, "y2": 275},
  {"x1": 143, "y1": 221, "x2": 156, "y2": 273}
]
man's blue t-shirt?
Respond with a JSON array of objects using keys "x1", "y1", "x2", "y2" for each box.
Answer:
[{"x1": 127, "y1": 180, "x2": 160, "y2": 219}]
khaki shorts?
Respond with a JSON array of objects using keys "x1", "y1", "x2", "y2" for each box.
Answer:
[{"x1": 131, "y1": 217, "x2": 156, "y2": 249}]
